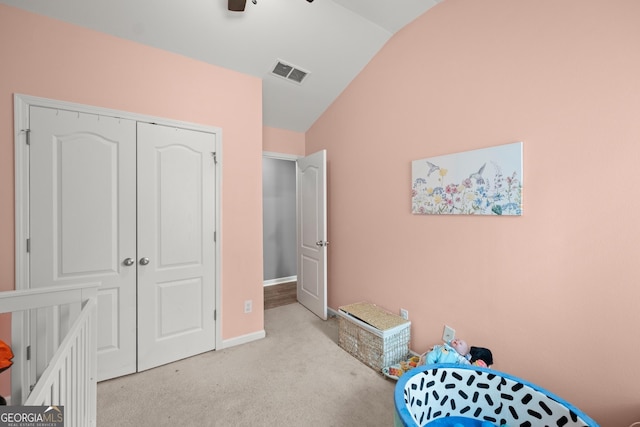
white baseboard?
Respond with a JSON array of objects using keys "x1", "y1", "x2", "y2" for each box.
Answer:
[
  {"x1": 221, "y1": 329, "x2": 266, "y2": 349},
  {"x1": 263, "y1": 276, "x2": 297, "y2": 287}
]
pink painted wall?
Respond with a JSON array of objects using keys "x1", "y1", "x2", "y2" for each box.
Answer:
[
  {"x1": 0, "y1": 4, "x2": 265, "y2": 357},
  {"x1": 307, "y1": 0, "x2": 640, "y2": 425},
  {"x1": 263, "y1": 126, "x2": 305, "y2": 156}
]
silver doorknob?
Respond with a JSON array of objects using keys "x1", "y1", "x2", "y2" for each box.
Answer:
[
  {"x1": 139, "y1": 257, "x2": 150, "y2": 266},
  {"x1": 123, "y1": 258, "x2": 135, "y2": 266},
  {"x1": 315, "y1": 241, "x2": 329, "y2": 247}
]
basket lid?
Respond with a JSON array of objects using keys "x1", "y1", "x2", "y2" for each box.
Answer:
[{"x1": 339, "y1": 302, "x2": 409, "y2": 331}]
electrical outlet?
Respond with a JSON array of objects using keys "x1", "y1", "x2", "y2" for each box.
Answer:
[
  {"x1": 400, "y1": 308, "x2": 409, "y2": 320},
  {"x1": 244, "y1": 300, "x2": 252, "y2": 313},
  {"x1": 442, "y1": 325, "x2": 455, "y2": 342}
]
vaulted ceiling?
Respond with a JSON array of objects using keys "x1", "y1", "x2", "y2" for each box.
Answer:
[{"x1": 1, "y1": 0, "x2": 443, "y2": 132}]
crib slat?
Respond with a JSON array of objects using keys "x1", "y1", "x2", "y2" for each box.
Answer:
[{"x1": 24, "y1": 296, "x2": 98, "y2": 427}]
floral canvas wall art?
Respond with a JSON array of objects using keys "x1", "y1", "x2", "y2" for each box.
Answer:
[{"x1": 412, "y1": 142, "x2": 523, "y2": 215}]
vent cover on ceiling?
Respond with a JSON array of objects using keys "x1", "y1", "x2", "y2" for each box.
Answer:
[{"x1": 271, "y1": 60, "x2": 309, "y2": 84}]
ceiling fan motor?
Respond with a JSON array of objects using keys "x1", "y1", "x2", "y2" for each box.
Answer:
[
  {"x1": 228, "y1": 0, "x2": 313, "y2": 12},
  {"x1": 228, "y1": 0, "x2": 247, "y2": 11}
]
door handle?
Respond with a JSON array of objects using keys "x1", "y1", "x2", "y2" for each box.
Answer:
[
  {"x1": 315, "y1": 241, "x2": 329, "y2": 247},
  {"x1": 123, "y1": 258, "x2": 135, "y2": 266},
  {"x1": 139, "y1": 257, "x2": 150, "y2": 266}
]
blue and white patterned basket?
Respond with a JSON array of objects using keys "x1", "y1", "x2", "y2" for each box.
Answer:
[{"x1": 394, "y1": 364, "x2": 598, "y2": 427}]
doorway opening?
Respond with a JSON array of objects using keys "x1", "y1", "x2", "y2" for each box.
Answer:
[
  {"x1": 262, "y1": 149, "x2": 327, "y2": 320},
  {"x1": 262, "y1": 152, "x2": 299, "y2": 310}
]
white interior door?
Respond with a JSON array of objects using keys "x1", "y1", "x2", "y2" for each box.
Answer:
[
  {"x1": 296, "y1": 150, "x2": 327, "y2": 320},
  {"x1": 29, "y1": 106, "x2": 138, "y2": 382},
  {"x1": 136, "y1": 123, "x2": 216, "y2": 371}
]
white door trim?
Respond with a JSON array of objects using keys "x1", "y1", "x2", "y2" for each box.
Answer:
[
  {"x1": 13, "y1": 94, "x2": 224, "y2": 390},
  {"x1": 262, "y1": 151, "x2": 301, "y2": 161}
]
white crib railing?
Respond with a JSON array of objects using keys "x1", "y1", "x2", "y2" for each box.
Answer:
[{"x1": 0, "y1": 284, "x2": 98, "y2": 427}]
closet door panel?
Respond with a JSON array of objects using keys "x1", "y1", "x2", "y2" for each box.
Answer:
[
  {"x1": 136, "y1": 122, "x2": 216, "y2": 371},
  {"x1": 29, "y1": 106, "x2": 138, "y2": 381}
]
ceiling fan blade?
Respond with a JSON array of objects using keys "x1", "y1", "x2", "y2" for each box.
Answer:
[{"x1": 228, "y1": 0, "x2": 247, "y2": 11}]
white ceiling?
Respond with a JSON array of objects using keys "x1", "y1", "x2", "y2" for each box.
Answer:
[{"x1": 1, "y1": 0, "x2": 442, "y2": 132}]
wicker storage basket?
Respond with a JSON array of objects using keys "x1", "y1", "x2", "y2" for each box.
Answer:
[{"x1": 337, "y1": 302, "x2": 411, "y2": 371}]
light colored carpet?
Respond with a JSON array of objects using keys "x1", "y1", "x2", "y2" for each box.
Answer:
[{"x1": 97, "y1": 303, "x2": 397, "y2": 426}]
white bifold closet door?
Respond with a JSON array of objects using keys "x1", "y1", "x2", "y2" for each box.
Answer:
[{"x1": 29, "y1": 106, "x2": 215, "y2": 382}]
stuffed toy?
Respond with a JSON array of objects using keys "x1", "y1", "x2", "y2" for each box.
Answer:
[
  {"x1": 421, "y1": 338, "x2": 471, "y2": 366},
  {"x1": 383, "y1": 338, "x2": 494, "y2": 380},
  {"x1": 469, "y1": 346, "x2": 493, "y2": 367},
  {"x1": 420, "y1": 339, "x2": 494, "y2": 368}
]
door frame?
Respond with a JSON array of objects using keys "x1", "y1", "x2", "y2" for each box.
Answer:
[
  {"x1": 262, "y1": 151, "x2": 301, "y2": 288},
  {"x1": 262, "y1": 150, "x2": 328, "y2": 319},
  {"x1": 13, "y1": 94, "x2": 223, "y2": 397}
]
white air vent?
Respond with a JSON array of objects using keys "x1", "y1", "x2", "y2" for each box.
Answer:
[{"x1": 271, "y1": 60, "x2": 309, "y2": 84}]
